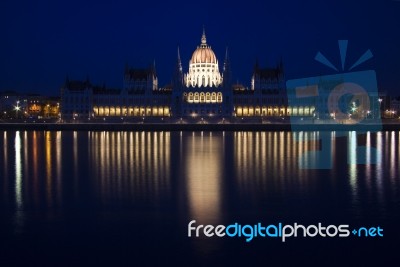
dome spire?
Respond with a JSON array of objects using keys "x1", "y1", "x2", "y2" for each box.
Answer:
[
  {"x1": 201, "y1": 26, "x2": 207, "y2": 47},
  {"x1": 177, "y1": 46, "x2": 182, "y2": 71}
]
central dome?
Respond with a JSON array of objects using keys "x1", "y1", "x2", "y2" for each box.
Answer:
[
  {"x1": 190, "y1": 30, "x2": 217, "y2": 64},
  {"x1": 191, "y1": 47, "x2": 217, "y2": 64},
  {"x1": 184, "y1": 28, "x2": 222, "y2": 88}
]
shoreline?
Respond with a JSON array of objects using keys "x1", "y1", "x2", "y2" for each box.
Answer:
[{"x1": 0, "y1": 122, "x2": 397, "y2": 131}]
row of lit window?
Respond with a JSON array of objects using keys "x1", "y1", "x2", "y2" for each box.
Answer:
[
  {"x1": 189, "y1": 68, "x2": 216, "y2": 72},
  {"x1": 192, "y1": 64, "x2": 216, "y2": 68},
  {"x1": 93, "y1": 106, "x2": 170, "y2": 117},
  {"x1": 235, "y1": 106, "x2": 315, "y2": 116},
  {"x1": 183, "y1": 92, "x2": 223, "y2": 103}
]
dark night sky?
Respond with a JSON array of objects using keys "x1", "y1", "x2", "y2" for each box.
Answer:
[{"x1": 0, "y1": 0, "x2": 399, "y2": 96}]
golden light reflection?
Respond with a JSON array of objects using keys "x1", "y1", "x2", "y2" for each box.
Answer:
[
  {"x1": 375, "y1": 132, "x2": 383, "y2": 176},
  {"x1": 398, "y1": 132, "x2": 400, "y2": 167},
  {"x1": 3, "y1": 132, "x2": 8, "y2": 189},
  {"x1": 23, "y1": 131, "x2": 28, "y2": 179},
  {"x1": 45, "y1": 131, "x2": 53, "y2": 206},
  {"x1": 390, "y1": 131, "x2": 395, "y2": 182},
  {"x1": 365, "y1": 132, "x2": 372, "y2": 191},
  {"x1": 375, "y1": 132, "x2": 383, "y2": 203},
  {"x1": 32, "y1": 131, "x2": 38, "y2": 187},
  {"x1": 186, "y1": 132, "x2": 223, "y2": 224},
  {"x1": 56, "y1": 131, "x2": 62, "y2": 203},
  {"x1": 14, "y1": 131, "x2": 25, "y2": 233},
  {"x1": 15, "y1": 131, "x2": 22, "y2": 208},
  {"x1": 348, "y1": 131, "x2": 358, "y2": 194},
  {"x1": 234, "y1": 131, "x2": 321, "y2": 194},
  {"x1": 89, "y1": 131, "x2": 171, "y2": 204}
]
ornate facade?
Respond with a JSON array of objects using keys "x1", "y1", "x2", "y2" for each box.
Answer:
[
  {"x1": 171, "y1": 30, "x2": 232, "y2": 118},
  {"x1": 61, "y1": 29, "x2": 316, "y2": 121}
]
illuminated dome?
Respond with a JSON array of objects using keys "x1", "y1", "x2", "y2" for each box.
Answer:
[
  {"x1": 190, "y1": 34, "x2": 217, "y2": 64},
  {"x1": 185, "y1": 29, "x2": 222, "y2": 88}
]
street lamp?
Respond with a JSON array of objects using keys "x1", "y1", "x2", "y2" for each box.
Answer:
[
  {"x1": 351, "y1": 101, "x2": 357, "y2": 112},
  {"x1": 14, "y1": 101, "x2": 21, "y2": 119}
]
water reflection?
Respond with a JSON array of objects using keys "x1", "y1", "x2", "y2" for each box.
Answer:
[
  {"x1": 14, "y1": 131, "x2": 24, "y2": 233},
  {"x1": 184, "y1": 132, "x2": 223, "y2": 224},
  {"x1": 0, "y1": 130, "x2": 399, "y2": 234},
  {"x1": 14, "y1": 131, "x2": 22, "y2": 208},
  {"x1": 234, "y1": 131, "x2": 322, "y2": 195},
  {"x1": 3, "y1": 132, "x2": 8, "y2": 201},
  {"x1": 89, "y1": 131, "x2": 171, "y2": 205},
  {"x1": 348, "y1": 131, "x2": 358, "y2": 193}
]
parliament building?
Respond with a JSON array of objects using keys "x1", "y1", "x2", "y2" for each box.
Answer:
[{"x1": 61, "y1": 29, "x2": 314, "y2": 122}]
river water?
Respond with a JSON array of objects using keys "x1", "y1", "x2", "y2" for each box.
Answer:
[{"x1": 0, "y1": 131, "x2": 399, "y2": 266}]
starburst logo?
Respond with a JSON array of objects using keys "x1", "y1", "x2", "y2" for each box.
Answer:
[
  {"x1": 315, "y1": 40, "x2": 373, "y2": 72},
  {"x1": 286, "y1": 40, "x2": 382, "y2": 169}
]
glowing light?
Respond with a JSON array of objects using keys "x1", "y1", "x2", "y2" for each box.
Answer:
[
  {"x1": 15, "y1": 131, "x2": 22, "y2": 208},
  {"x1": 186, "y1": 133, "x2": 222, "y2": 223}
]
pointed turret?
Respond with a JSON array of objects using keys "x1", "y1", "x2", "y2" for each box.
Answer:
[
  {"x1": 177, "y1": 46, "x2": 182, "y2": 72},
  {"x1": 223, "y1": 47, "x2": 232, "y2": 87},
  {"x1": 200, "y1": 26, "x2": 207, "y2": 47},
  {"x1": 173, "y1": 46, "x2": 184, "y2": 88},
  {"x1": 149, "y1": 60, "x2": 157, "y2": 78}
]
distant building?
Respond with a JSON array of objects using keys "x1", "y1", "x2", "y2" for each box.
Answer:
[
  {"x1": 0, "y1": 91, "x2": 59, "y2": 119},
  {"x1": 26, "y1": 94, "x2": 60, "y2": 119},
  {"x1": 0, "y1": 91, "x2": 20, "y2": 116},
  {"x1": 61, "y1": 67, "x2": 171, "y2": 121},
  {"x1": 389, "y1": 96, "x2": 400, "y2": 118},
  {"x1": 60, "y1": 78, "x2": 92, "y2": 120},
  {"x1": 233, "y1": 61, "x2": 287, "y2": 117}
]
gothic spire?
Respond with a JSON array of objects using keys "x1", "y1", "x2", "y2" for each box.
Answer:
[
  {"x1": 223, "y1": 47, "x2": 232, "y2": 87},
  {"x1": 224, "y1": 47, "x2": 230, "y2": 65},
  {"x1": 174, "y1": 45, "x2": 183, "y2": 87},
  {"x1": 151, "y1": 59, "x2": 157, "y2": 77},
  {"x1": 177, "y1": 46, "x2": 182, "y2": 71},
  {"x1": 201, "y1": 26, "x2": 207, "y2": 47}
]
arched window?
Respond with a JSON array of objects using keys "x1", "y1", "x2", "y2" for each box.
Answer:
[
  {"x1": 211, "y1": 92, "x2": 217, "y2": 103},
  {"x1": 200, "y1": 92, "x2": 205, "y2": 103},
  {"x1": 217, "y1": 92, "x2": 223, "y2": 103}
]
